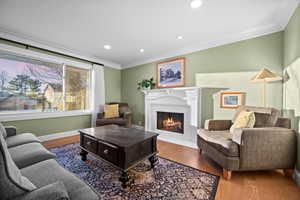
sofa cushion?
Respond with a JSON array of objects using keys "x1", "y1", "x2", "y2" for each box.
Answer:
[
  {"x1": 9, "y1": 143, "x2": 56, "y2": 169},
  {"x1": 254, "y1": 112, "x2": 274, "y2": 127},
  {"x1": 0, "y1": 122, "x2": 7, "y2": 138},
  {"x1": 6, "y1": 133, "x2": 41, "y2": 148},
  {"x1": 0, "y1": 129, "x2": 36, "y2": 200},
  {"x1": 21, "y1": 159, "x2": 99, "y2": 200},
  {"x1": 197, "y1": 129, "x2": 239, "y2": 157}
]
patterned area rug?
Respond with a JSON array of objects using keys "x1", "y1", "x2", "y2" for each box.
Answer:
[{"x1": 50, "y1": 143, "x2": 219, "y2": 200}]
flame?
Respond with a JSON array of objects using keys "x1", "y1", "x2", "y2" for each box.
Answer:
[{"x1": 163, "y1": 117, "x2": 182, "y2": 129}]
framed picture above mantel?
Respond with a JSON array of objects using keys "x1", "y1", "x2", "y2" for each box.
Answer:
[{"x1": 156, "y1": 57, "x2": 185, "y2": 88}]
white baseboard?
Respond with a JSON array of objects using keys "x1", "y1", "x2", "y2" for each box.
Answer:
[
  {"x1": 132, "y1": 124, "x2": 198, "y2": 149},
  {"x1": 132, "y1": 124, "x2": 144, "y2": 130},
  {"x1": 38, "y1": 130, "x2": 79, "y2": 142},
  {"x1": 293, "y1": 168, "x2": 300, "y2": 188},
  {"x1": 157, "y1": 136, "x2": 198, "y2": 149}
]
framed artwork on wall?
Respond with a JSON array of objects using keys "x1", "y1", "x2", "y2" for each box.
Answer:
[
  {"x1": 220, "y1": 92, "x2": 246, "y2": 109},
  {"x1": 156, "y1": 58, "x2": 185, "y2": 88}
]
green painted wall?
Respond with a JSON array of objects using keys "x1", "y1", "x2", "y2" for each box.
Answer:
[
  {"x1": 104, "y1": 67, "x2": 122, "y2": 102},
  {"x1": 284, "y1": 5, "x2": 300, "y2": 67},
  {"x1": 122, "y1": 32, "x2": 284, "y2": 125},
  {"x1": 3, "y1": 115, "x2": 91, "y2": 136},
  {"x1": 283, "y1": 4, "x2": 300, "y2": 172}
]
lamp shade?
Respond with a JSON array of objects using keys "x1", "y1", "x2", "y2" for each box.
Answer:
[{"x1": 251, "y1": 68, "x2": 282, "y2": 82}]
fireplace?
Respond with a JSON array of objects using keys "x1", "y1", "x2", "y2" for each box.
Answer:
[{"x1": 157, "y1": 112, "x2": 184, "y2": 134}]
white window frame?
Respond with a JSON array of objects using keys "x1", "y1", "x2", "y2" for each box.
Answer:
[{"x1": 0, "y1": 43, "x2": 95, "y2": 122}]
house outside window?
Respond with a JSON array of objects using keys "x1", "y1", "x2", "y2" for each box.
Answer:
[{"x1": 0, "y1": 51, "x2": 90, "y2": 113}]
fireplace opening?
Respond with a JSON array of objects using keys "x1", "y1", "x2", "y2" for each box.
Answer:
[{"x1": 157, "y1": 112, "x2": 184, "y2": 134}]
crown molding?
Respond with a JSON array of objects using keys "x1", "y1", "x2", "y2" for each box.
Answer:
[
  {"x1": 0, "y1": 28, "x2": 122, "y2": 69},
  {"x1": 122, "y1": 23, "x2": 283, "y2": 69}
]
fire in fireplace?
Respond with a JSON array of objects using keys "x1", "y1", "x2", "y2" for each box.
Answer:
[{"x1": 157, "y1": 112, "x2": 184, "y2": 134}]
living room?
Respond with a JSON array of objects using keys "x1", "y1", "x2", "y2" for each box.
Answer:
[{"x1": 0, "y1": 0, "x2": 300, "y2": 200}]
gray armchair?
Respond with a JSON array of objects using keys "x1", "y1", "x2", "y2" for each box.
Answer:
[{"x1": 197, "y1": 106, "x2": 297, "y2": 180}]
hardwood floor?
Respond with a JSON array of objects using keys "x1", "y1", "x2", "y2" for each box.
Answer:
[{"x1": 43, "y1": 135, "x2": 300, "y2": 200}]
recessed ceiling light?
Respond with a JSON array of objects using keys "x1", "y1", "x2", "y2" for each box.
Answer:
[
  {"x1": 140, "y1": 49, "x2": 145, "y2": 53},
  {"x1": 190, "y1": 0, "x2": 203, "y2": 9},
  {"x1": 104, "y1": 45, "x2": 111, "y2": 50},
  {"x1": 177, "y1": 36, "x2": 183, "y2": 40}
]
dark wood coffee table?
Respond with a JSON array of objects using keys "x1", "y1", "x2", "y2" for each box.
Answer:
[{"x1": 79, "y1": 125, "x2": 159, "y2": 187}]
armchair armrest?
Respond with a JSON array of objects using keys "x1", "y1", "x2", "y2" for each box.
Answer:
[
  {"x1": 204, "y1": 120, "x2": 232, "y2": 131},
  {"x1": 11, "y1": 181, "x2": 69, "y2": 200},
  {"x1": 5, "y1": 126, "x2": 17, "y2": 137},
  {"x1": 233, "y1": 127, "x2": 297, "y2": 170},
  {"x1": 97, "y1": 112, "x2": 104, "y2": 119},
  {"x1": 123, "y1": 112, "x2": 132, "y2": 119}
]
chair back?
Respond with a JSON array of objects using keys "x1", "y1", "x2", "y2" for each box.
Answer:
[
  {"x1": 233, "y1": 106, "x2": 280, "y2": 127},
  {"x1": 107, "y1": 102, "x2": 131, "y2": 115}
]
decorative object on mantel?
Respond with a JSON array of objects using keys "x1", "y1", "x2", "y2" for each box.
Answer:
[
  {"x1": 251, "y1": 68, "x2": 282, "y2": 107},
  {"x1": 137, "y1": 77, "x2": 156, "y2": 90},
  {"x1": 220, "y1": 92, "x2": 246, "y2": 109},
  {"x1": 157, "y1": 57, "x2": 185, "y2": 88}
]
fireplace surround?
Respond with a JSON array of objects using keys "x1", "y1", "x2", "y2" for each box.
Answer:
[{"x1": 143, "y1": 87, "x2": 202, "y2": 148}]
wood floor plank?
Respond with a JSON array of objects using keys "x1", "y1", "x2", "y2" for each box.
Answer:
[{"x1": 43, "y1": 135, "x2": 300, "y2": 200}]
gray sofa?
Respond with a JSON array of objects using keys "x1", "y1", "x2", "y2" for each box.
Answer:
[
  {"x1": 0, "y1": 125, "x2": 99, "y2": 200},
  {"x1": 197, "y1": 106, "x2": 297, "y2": 180}
]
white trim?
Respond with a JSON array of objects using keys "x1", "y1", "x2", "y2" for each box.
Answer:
[
  {"x1": 91, "y1": 64, "x2": 106, "y2": 127},
  {"x1": 38, "y1": 130, "x2": 79, "y2": 142},
  {"x1": 0, "y1": 43, "x2": 92, "y2": 69},
  {"x1": 132, "y1": 124, "x2": 144, "y2": 130},
  {"x1": 157, "y1": 136, "x2": 198, "y2": 149},
  {"x1": 294, "y1": 168, "x2": 300, "y2": 188},
  {"x1": 0, "y1": 110, "x2": 91, "y2": 122},
  {"x1": 132, "y1": 124, "x2": 198, "y2": 149},
  {"x1": 122, "y1": 23, "x2": 283, "y2": 68},
  {"x1": 0, "y1": 27, "x2": 122, "y2": 69}
]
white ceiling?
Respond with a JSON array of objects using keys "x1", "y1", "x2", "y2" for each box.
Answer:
[{"x1": 0, "y1": 0, "x2": 299, "y2": 69}]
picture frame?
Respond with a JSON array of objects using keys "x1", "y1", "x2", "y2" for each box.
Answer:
[
  {"x1": 220, "y1": 92, "x2": 246, "y2": 109},
  {"x1": 156, "y1": 58, "x2": 185, "y2": 88}
]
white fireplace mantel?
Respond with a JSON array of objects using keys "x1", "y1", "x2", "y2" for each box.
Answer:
[{"x1": 143, "y1": 86, "x2": 220, "y2": 148}]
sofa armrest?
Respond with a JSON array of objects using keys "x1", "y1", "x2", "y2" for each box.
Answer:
[
  {"x1": 12, "y1": 181, "x2": 69, "y2": 200},
  {"x1": 5, "y1": 126, "x2": 17, "y2": 137},
  {"x1": 233, "y1": 127, "x2": 297, "y2": 170},
  {"x1": 204, "y1": 120, "x2": 232, "y2": 131}
]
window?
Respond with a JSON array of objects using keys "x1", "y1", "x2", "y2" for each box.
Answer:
[
  {"x1": 65, "y1": 66, "x2": 90, "y2": 111},
  {"x1": 0, "y1": 51, "x2": 90, "y2": 113}
]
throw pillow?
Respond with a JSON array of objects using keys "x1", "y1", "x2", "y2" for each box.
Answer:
[
  {"x1": 253, "y1": 112, "x2": 270, "y2": 127},
  {"x1": 230, "y1": 111, "x2": 256, "y2": 134},
  {"x1": 104, "y1": 104, "x2": 119, "y2": 119},
  {"x1": 0, "y1": 122, "x2": 7, "y2": 138}
]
